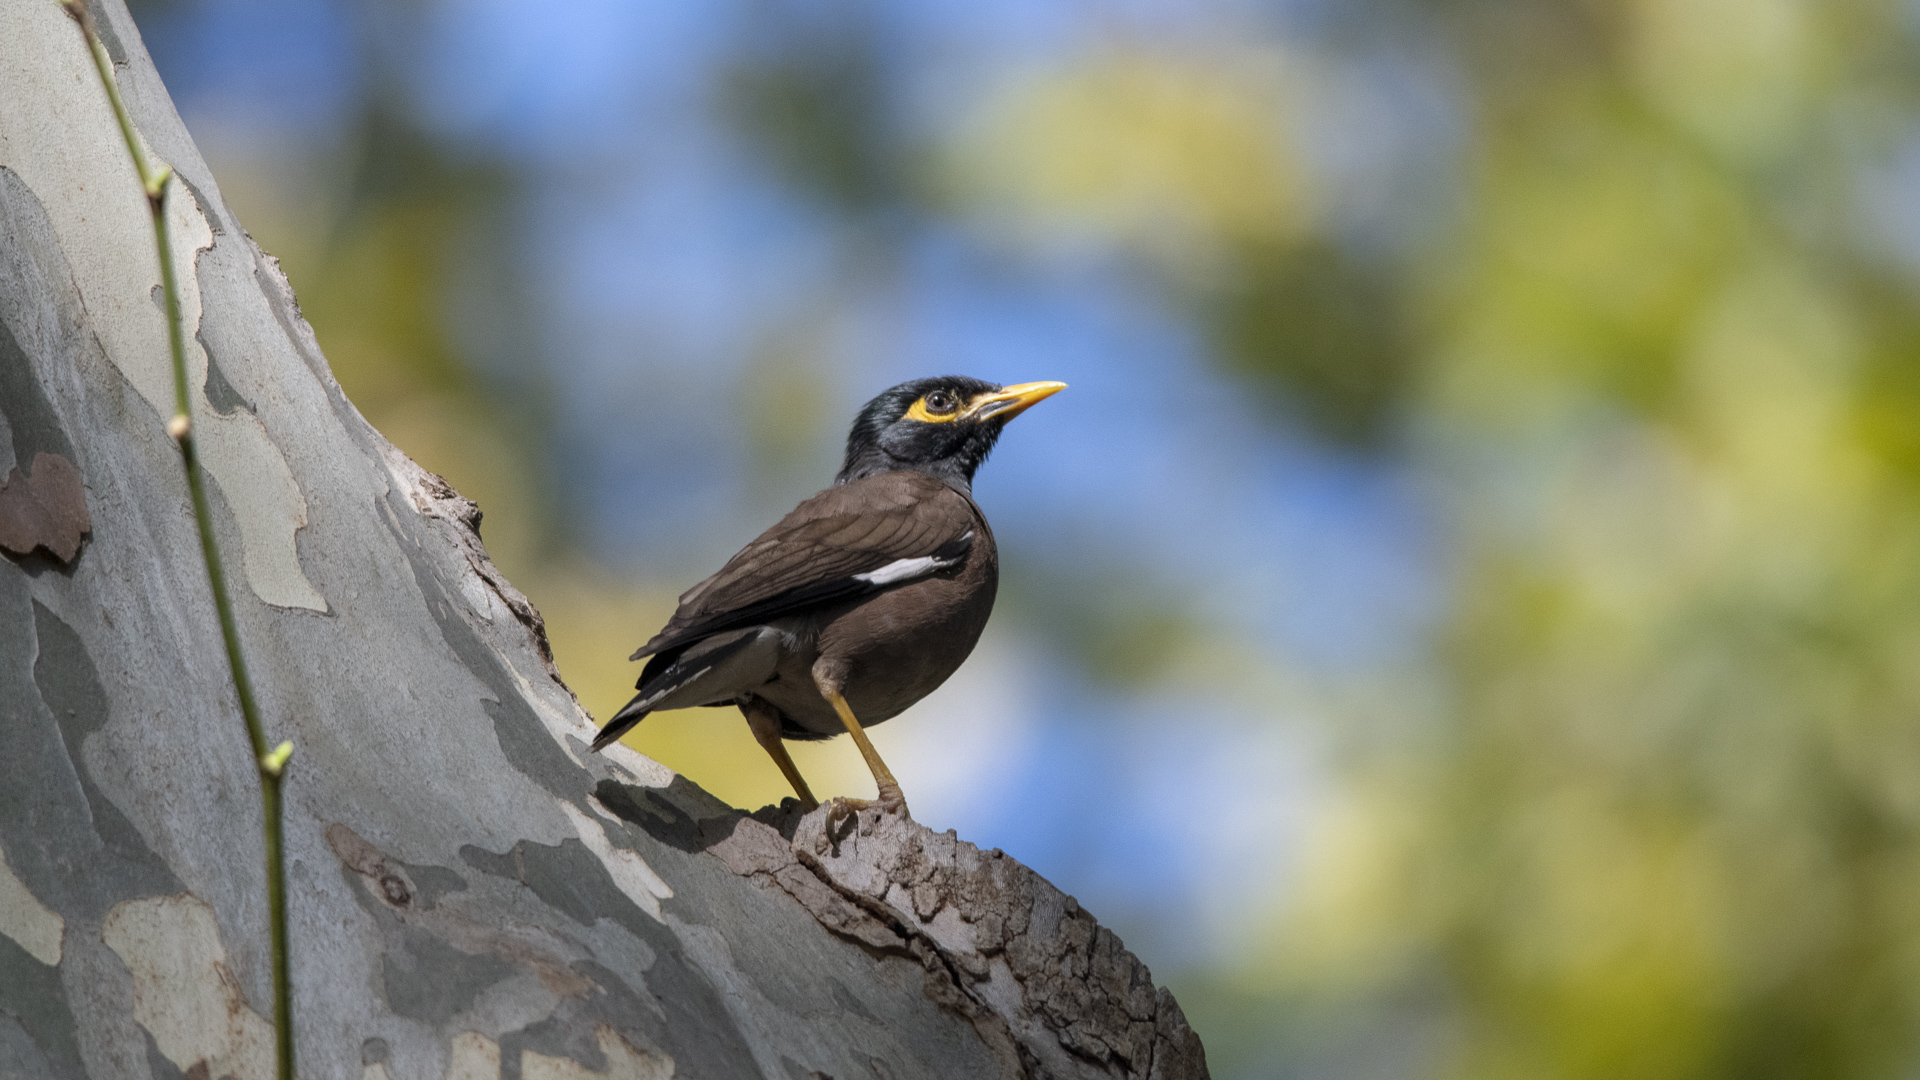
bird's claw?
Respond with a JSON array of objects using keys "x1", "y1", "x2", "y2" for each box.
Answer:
[{"x1": 827, "y1": 782, "x2": 910, "y2": 824}]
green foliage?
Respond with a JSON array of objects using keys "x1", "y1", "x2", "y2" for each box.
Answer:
[
  {"x1": 1355, "y1": 2, "x2": 1920, "y2": 1076},
  {"x1": 1204, "y1": 237, "x2": 1414, "y2": 442},
  {"x1": 720, "y1": 26, "x2": 900, "y2": 214}
]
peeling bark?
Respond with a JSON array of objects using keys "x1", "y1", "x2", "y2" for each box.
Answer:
[
  {"x1": 0, "y1": 3, "x2": 1209, "y2": 1078},
  {"x1": 0, "y1": 452, "x2": 90, "y2": 564}
]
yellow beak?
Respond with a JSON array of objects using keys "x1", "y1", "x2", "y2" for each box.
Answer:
[{"x1": 967, "y1": 381, "x2": 1068, "y2": 423}]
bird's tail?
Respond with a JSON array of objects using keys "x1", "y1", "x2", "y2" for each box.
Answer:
[
  {"x1": 591, "y1": 629, "x2": 766, "y2": 753},
  {"x1": 589, "y1": 697, "x2": 651, "y2": 753}
]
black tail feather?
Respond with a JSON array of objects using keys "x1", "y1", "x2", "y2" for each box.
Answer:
[
  {"x1": 591, "y1": 633, "x2": 754, "y2": 752},
  {"x1": 589, "y1": 697, "x2": 651, "y2": 752}
]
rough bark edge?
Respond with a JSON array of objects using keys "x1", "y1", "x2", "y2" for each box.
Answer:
[
  {"x1": 706, "y1": 803, "x2": 1211, "y2": 1080},
  {"x1": 377, "y1": 438, "x2": 570, "y2": 695}
]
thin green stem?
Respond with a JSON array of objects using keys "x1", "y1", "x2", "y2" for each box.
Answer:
[{"x1": 64, "y1": 5, "x2": 294, "y2": 1078}]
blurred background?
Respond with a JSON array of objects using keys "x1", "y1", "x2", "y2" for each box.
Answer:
[{"x1": 132, "y1": 0, "x2": 1920, "y2": 1075}]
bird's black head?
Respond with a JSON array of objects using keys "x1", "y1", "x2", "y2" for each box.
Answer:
[{"x1": 837, "y1": 376, "x2": 1067, "y2": 492}]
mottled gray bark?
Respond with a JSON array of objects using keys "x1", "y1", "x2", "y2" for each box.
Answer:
[{"x1": 0, "y1": 3, "x2": 1209, "y2": 1078}]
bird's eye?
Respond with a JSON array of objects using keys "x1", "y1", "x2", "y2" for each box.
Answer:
[{"x1": 924, "y1": 391, "x2": 957, "y2": 414}]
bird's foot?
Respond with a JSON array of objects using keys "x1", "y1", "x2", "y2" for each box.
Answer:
[{"x1": 828, "y1": 782, "x2": 910, "y2": 824}]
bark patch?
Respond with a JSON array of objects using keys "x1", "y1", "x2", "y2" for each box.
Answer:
[
  {"x1": 101, "y1": 894, "x2": 277, "y2": 1080},
  {"x1": 521, "y1": 1024, "x2": 674, "y2": 1080},
  {"x1": 0, "y1": 452, "x2": 88, "y2": 564},
  {"x1": 0, "y1": 844, "x2": 62, "y2": 965}
]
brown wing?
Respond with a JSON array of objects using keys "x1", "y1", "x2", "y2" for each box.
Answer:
[{"x1": 629, "y1": 471, "x2": 979, "y2": 661}]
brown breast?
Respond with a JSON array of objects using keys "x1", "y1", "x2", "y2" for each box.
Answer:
[{"x1": 756, "y1": 500, "x2": 998, "y2": 735}]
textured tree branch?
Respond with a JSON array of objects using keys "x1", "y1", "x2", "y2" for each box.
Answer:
[
  {"x1": 702, "y1": 803, "x2": 1210, "y2": 1079},
  {"x1": 0, "y1": 2, "x2": 1210, "y2": 1077}
]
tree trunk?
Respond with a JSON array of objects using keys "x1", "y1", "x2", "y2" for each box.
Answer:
[{"x1": 0, "y1": 3, "x2": 1209, "y2": 1078}]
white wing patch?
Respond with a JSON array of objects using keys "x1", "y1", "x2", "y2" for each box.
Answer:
[{"x1": 855, "y1": 531, "x2": 973, "y2": 586}]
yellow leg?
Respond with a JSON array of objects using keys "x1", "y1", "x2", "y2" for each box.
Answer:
[
  {"x1": 812, "y1": 667, "x2": 909, "y2": 818},
  {"x1": 742, "y1": 698, "x2": 819, "y2": 811}
]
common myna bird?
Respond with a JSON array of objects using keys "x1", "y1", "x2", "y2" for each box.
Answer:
[{"x1": 590, "y1": 376, "x2": 1066, "y2": 818}]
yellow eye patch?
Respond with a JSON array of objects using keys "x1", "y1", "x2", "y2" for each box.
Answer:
[{"x1": 906, "y1": 393, "x2": 966, "y2": 423}]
